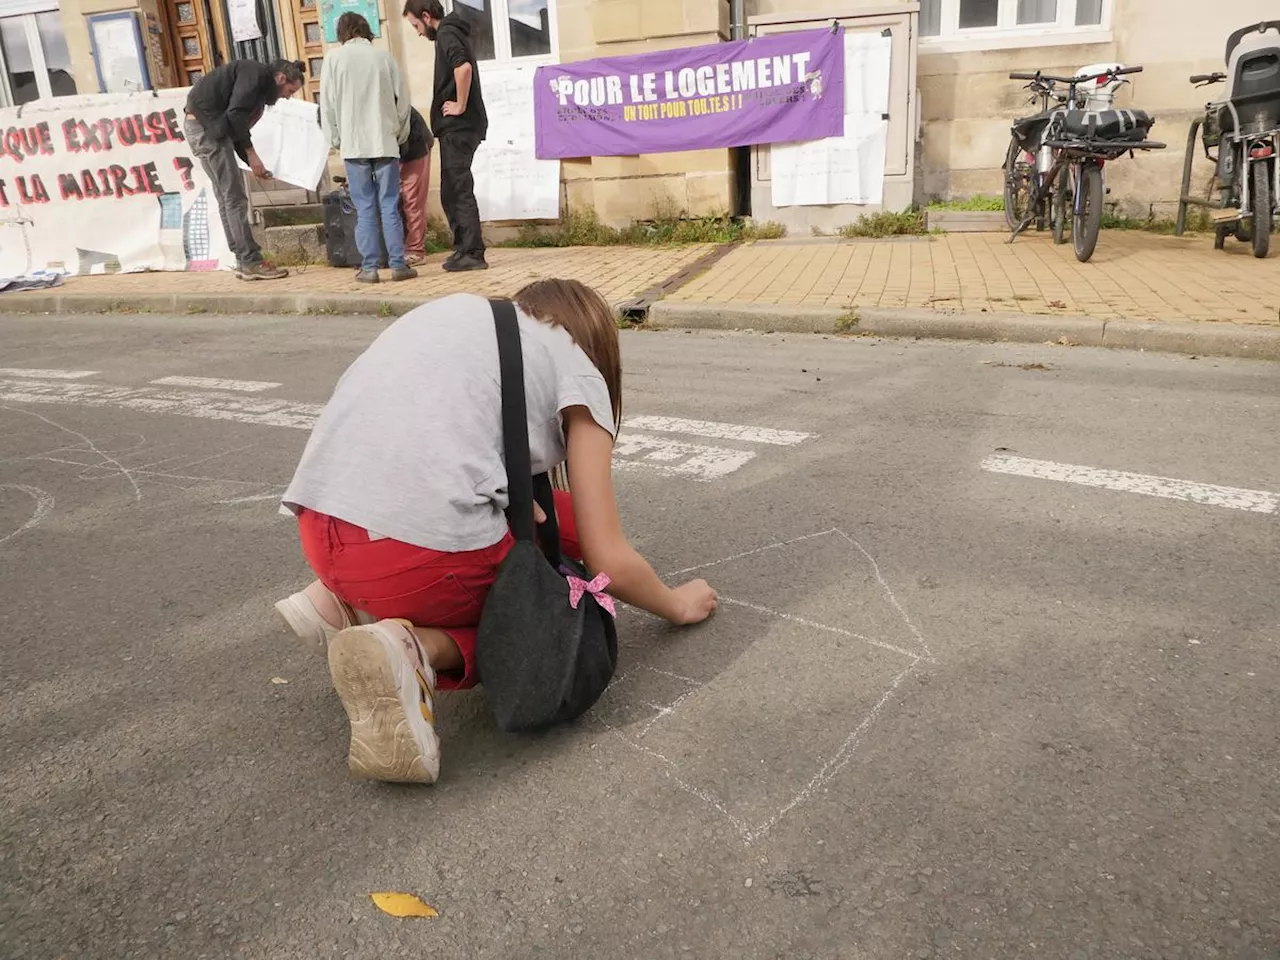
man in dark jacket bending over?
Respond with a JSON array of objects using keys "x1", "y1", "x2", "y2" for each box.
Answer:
[
  {"x1": 185, "y1": 59, "x2": 304, "y2": 280},
  {"x1": 402, "y1": 0, "x2": 489, "y2": 272}
]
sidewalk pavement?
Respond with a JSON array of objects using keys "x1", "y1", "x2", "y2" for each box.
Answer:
[
  {"x1": 2, "y1": 244, "x2": 715, "y2": 314},
  {"x1": 665, "y1": 232, "x2": 1280, "y2": 324},
  {"x1": 5, "y1": 232, "x2": 1278, "y2": 360}
]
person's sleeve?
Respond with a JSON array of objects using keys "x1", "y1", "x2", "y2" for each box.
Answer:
[
  {"x1": 392, "y1": 57, "x2": 411, "y2": 144},
  {"x1": 557, "y1": 372, "x2": 617, "y2": 439},
  {"x1": 320, "y1": 54, "x2": 340, "y2": 150},
  {"x1": 440, "y1": 29, "x2": 470, "y2": 70},
  {"x1": 226, "y1": 65, "x2": 267, "y2": 154}
]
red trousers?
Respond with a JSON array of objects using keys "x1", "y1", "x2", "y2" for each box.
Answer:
[
  {"x1": 296, "y1": 491, "x2": 579, "y2": 690},
  {"x1": 399, "y1": 153, "x2": 431, "y2": 258}
]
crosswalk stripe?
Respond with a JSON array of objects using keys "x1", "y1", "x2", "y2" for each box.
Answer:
[
  {"x1": 0, "y1": 368, "x2": 99, "y2": 380},
  {"x1": 150, "y1": 376, "x2": 282, "y2": 393},
  {"x1": 613, "y1": 433, "x2": 757, "y2": 482},
  {"x1": 0, "y1": 375, "x2": 806, "y2": 484},
  {"x1": 982, "y1": 454, "x2": 1278, "y2": 514},
  {"x1": 625, "y1": 416, "x2": 814, "y2": 446}
]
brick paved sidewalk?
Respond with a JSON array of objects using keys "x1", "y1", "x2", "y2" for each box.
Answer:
[
  {"x1": 6, "y1": 232, "x2": 1277, "y2": 327},
  {"x1": 12, "y1": 244, "x2": 714, "y2": 310},
  {"x1": 670, "y1": 233, "x2": 1280, "y2": 325}
]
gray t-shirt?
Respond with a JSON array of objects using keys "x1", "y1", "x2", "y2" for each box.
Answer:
[{"x1": 281, "y1": 293, "x2": 617, "y2": 552}]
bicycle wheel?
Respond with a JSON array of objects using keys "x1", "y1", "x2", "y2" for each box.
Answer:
[
  {"x1": 1003, "y1": 137, "x2": 1034, "y2": 232},
  {"x1": 1051, "y1": 168, "x2": 1070, "y2": 245},
  {"x1": 1252, "y1": 160, "x2": 1272, "y2": 259},
  {"x1": 1073, "y1": 163, "x2": 1103, "y2": 262}
]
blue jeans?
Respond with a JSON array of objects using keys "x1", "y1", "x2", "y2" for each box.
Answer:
[{"x1": 344, "y1": 158, "x2": 406, "y2": 271}]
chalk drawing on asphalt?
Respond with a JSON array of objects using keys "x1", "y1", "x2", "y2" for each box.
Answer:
[{"x1": 592, "y1": 528, "x2": 934, "y2": 844}]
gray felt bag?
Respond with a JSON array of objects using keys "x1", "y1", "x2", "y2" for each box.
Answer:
[{"x1": 474, "y1": 299, "x2": 619, "y2": 732}]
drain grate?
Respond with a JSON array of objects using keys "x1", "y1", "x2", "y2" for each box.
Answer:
[{"x1": 615, "y1": 242, "x2": 738, "y2": 322}]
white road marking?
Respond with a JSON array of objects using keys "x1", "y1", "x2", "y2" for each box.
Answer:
[
  {"x1": 612, "y1": 432, "x2": 756, "y2": 481},
  {"x1": 150, "y1": 376, "x2": 282, "y2": 393},
  {"x1": 982, "y1": 454, "x2": 1278, "y2": 515},
  {"x1": 625, "y1": 416, "x2": 815, "y2": 447},
  {"x1": 0, "y1": 368, "x2": 99, "y2": 380},
  {"x1": 0, "y1": 378, "x2": 324, "y2": 430},
  {"x1": 215, "y1": 492, "x2": 284, "y2": 504},
  {"x1": 0, "y1": 376, "x2": 808, "y2": 483}
]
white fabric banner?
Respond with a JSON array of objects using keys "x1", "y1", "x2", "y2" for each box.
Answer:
[
  {"x1": 473, "y1": 63, "x2": 560, "y2": 221},
  {"x1": 0, "y1": 91, "x2": 233, "y2": 277},
  {"x1": 771, "y1": 30, "x2": 893, "y2": 208},
  {"x1": 234, "y1": 98, "x2": 328, "y2": 191}
]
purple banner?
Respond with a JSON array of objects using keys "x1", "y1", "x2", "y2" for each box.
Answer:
[{"x1": 534, "y1": 28, "x2": 845, "y2": 160}]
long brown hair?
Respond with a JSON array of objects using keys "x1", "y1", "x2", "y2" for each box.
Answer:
[{"x1": 514, "y1": 278, "x2": 623, "y2": 431}]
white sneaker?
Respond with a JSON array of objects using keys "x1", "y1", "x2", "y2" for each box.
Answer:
[
  {"x1": 327, "y1": 621, "x2": 440, "y2": 784},
  {"x1": 274, "y1": 588, "x2": 373, "y2": 655}
]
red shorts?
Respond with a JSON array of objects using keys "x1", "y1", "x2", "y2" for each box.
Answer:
[{"x1": 296, "y1": 491, "x2": 579, "y2": 691}]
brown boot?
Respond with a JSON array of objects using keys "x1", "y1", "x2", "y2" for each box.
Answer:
[{"x1": 236, "y1": 261, "x2": 289, "y2": 281}]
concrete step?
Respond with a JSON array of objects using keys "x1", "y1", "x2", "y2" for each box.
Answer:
[
  {"x1": 254, "y1": 223, "x2": 327, "y2": 266},
  {"x1": 925, "y1": 209, "x2": 1007, "y2": 233},
  {"x1": 259, "y1": 203, "x2": 325, "y2": 228}
]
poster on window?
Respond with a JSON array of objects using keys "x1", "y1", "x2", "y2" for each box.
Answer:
[
  {"x1": 228, "y1": 0, "x2": 263, "y2": 42},
  {"x1": 0, "y1": 91, "x2": 233, "y2": 278}
]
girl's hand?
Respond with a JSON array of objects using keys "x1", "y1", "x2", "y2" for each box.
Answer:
[{"x1": 669, "y1": 579, "x2": 718, "y2": 625}]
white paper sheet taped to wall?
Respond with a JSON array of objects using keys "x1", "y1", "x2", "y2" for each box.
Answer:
[
  {"x1": 771, "y1": 30, "x2": 893, "y2": 208},
  {"x1": 228, "y1": 0, "x2": 262, "y2": 42},
  {"x1": 236, "y1": 98, "x2": 329, "y2": 191},
  {"x1": 473, "y1": 63, "x2": 560, "y2": 221}
]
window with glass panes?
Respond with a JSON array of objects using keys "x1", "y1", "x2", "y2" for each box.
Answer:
[
  {"x1": 0, "y1": 4, "x2": 75, "y2": 106},
  {"x1": 447, "y1": 0, "x2": 555, "y2": 62},
  {"x1": 919, "y1": 0, "x2": 1108, "y2": 43}
]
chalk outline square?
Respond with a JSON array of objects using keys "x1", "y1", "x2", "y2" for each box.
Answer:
[{"x1": 595, "y1": 528, "x2": 935, "y2": 844}]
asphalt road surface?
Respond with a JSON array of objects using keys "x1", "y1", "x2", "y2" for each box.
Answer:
[{"x1": 2, "y1": 312, "x2": 1278, "y2": 960}]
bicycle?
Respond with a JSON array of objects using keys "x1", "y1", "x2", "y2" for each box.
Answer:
[{"x1": 1003, "y1": 67, "x2": 1166, "y2": 262}]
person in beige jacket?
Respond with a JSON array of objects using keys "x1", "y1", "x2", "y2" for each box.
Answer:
[{"x1": 319, "y1": 12, "x2": 415, "y2": 283}]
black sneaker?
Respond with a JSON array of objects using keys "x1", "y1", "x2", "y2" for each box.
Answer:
[
  {"x1": 354, "y1": 269, "x2": 380, "y2": 284},
  {"x1": 443, "y1": 255, "x2": 488, "y2": 272},
  {"x1": 390, "y1": 266, "x2": 418, "y2": 282}
]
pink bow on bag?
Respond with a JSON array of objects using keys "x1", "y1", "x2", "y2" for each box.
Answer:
[{"x1": 565, "y1": 571, "x2": 617, "y2": 617}]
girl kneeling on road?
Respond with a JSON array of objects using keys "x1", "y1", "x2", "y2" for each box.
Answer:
[{"x1": 275, "y1": 279, "x2": 718, "y2": 783}]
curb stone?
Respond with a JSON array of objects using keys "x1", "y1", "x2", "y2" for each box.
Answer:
[
  {"x1": 646, "y1": 302, "x2": 1280, "y2": 362},
  {"x1": 1, "y1": 291, "x2": 421, "y2": 318},
  {"x1": 6, "y1": 291, "x2": 1279, "y2": 362}
]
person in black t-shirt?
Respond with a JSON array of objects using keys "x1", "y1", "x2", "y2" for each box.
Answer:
[
  {"x1": 402, "y1": 0, "x2": 489, "y2": 272},
  {"x1": 184, "y1": 59, "x2": 304, "y2": 280}
]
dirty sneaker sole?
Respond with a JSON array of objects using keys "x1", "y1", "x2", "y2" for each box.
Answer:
[{"x1": 327, "y1": 626, "x2": 440, "y2": 783}]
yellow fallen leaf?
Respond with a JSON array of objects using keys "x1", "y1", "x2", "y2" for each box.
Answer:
[{"x1": 370, "y1": 892, "x2": 438, "y2": 918}]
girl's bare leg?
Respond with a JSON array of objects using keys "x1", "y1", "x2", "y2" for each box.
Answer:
[
  {"x1": 302, "y1": 579, "x2": 345, "y2": 626},
  {"x1": 402, "y1": 625, "x2": 464, "y2": 674}
]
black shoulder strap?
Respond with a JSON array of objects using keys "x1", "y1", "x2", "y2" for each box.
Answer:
[{"x1": 490, "y1": 298, "x2": 561, "y2": 562}]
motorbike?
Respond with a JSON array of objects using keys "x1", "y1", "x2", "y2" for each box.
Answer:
[
  {"x1": 1003, "y1": 64, "x2": 1165, "y2": 262},
  {"x1": 1177, "y1": 21, "x2": 1280, "y2": 258}
]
